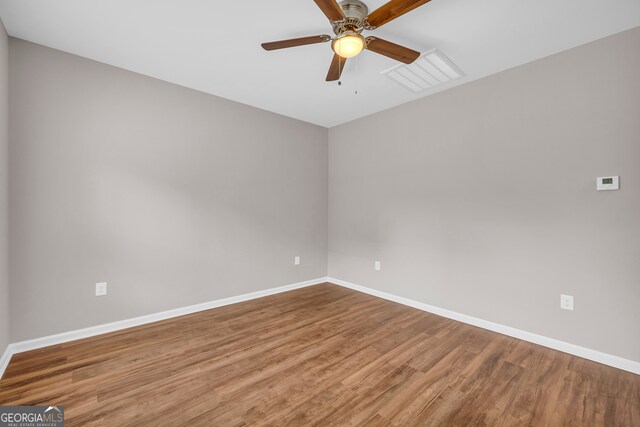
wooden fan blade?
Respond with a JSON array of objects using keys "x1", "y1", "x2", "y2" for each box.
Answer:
[
  {"x1": 314, "y1": 0, "x2": 346, "y2": 22},
  {"x1": 366, "y1": 0, "x2": 432, "y2": 29},
  {"x1": 262, "y1": 35, "x2": 331, "y2": 51},
  {"x1": 326, "y1": 54, "x2": 347, "y2": 81},
  {"x1": 366, "y1": 37, "x2": 420, "y2": 64}
]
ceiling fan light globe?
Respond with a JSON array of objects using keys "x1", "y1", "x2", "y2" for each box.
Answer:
[{"x1": 332, "y1": 34, "x2": 365, "y2": 59}]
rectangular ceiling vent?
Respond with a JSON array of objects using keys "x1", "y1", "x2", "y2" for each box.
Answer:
[{"x1": 382, "y1": 49, "x2": 465, "y2": 93}]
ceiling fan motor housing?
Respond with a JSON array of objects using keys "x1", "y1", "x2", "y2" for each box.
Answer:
[
  {"x1": 339, "y1": 0, "x2": 369, "y2": 20},
  {"x1": 333, "y1": 0, "x2": 369, "y2": 35}
]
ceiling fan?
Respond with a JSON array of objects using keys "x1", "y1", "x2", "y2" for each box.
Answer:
[{"x1": 261, "y1": 0, "x2": 432, "y2": 81}]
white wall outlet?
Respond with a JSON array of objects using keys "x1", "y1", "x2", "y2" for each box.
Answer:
[
  {"x1": 96, "y1": 282, "x2": 107, "y2": 296},
  {"x1": 560, "y1": 294, "x2": 574, "y2": 311},
  {"x1": 294, "y1": 256, "x2": 300, "y2": 265},
  {"x1": 597, "y1": 176, "x2": 619, "y2": 191},
  {"x1": 374, "y1": 261, "x2": 381, "y2": 271}
]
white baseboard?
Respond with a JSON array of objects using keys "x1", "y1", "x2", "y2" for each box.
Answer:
[
  {"x1": 0, "y1": 345, "x2": 11, "y2": 381},
  {"x1": 327, "y1": 277, "x2": 640, "y2": 376},
  {"x1": 2, "y1": 276, "x2": 638, "y2": 380},
  {"x1": 0, "y1": 276, "x2": 328, "y2": 380}
]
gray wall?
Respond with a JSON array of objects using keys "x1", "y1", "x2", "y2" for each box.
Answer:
[
  {"x1": 5, "y1": 27, "x2": 639, "y2": 364},
  {"x1": 329, "y1": 27, "x2": 640, "y2": 362},
  {"x1": 9, "y1": 39, "x2": 328, "y2": 342},
  {"x1": 0, "y1": 19, "x2": 8, "y2": 354}
]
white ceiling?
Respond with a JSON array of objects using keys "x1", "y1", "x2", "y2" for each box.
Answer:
[{"x1": 0, "y1": 0, "x2": 638, "y2": 127}]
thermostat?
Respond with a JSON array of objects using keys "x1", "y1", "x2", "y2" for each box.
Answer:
[{"x1": 597, "y1": 176, "x2": 619, "y2": 191}]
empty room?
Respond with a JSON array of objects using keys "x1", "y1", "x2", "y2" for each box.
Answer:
[{"x1": 0, "y1": 0, "x2": 639, "y2": 425}]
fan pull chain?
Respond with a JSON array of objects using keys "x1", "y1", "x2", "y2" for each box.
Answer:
[{"x1": 354, "y1": 54, "x2": 359, "y2": 95}]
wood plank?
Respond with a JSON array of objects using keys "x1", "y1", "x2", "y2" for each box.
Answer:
[{"x1": 0, "y1": 283, "x2": 638, "y2": 425}]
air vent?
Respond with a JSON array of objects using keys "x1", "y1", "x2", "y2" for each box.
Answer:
[{"x1": 382, "y1": 49, "x2": 465, "y2": 93}]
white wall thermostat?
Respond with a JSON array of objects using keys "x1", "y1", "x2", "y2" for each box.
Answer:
[{"x1": 597, "y1": 176, "x2": 619, "y2": 191}]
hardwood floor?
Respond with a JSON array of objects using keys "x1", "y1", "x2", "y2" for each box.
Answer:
[{"x1": 1, "y1": 283, "x2": 638, "y2": 426}]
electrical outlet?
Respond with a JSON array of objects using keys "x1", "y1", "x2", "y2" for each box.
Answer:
[
  {"x1": 560, "y1": 294, "x2": 573, "y2": 311},
  {"x1": 294, "y1": 256, "x2": 300, "y2": 265},
  {"x1": 96, "y1": 282, "x2": 107, "y2": 296},
  {"x1": 374, "y1": 261, "x2": 381, "y2": 271}
]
